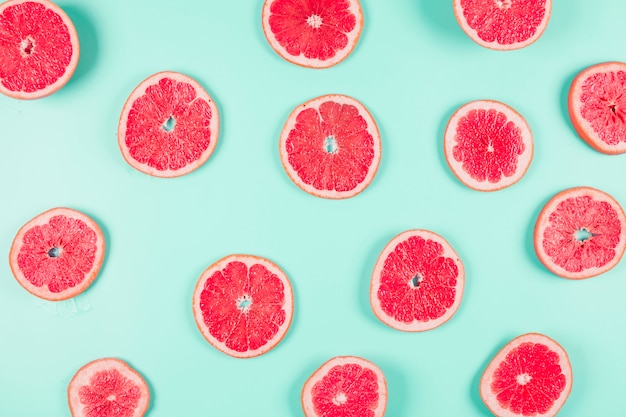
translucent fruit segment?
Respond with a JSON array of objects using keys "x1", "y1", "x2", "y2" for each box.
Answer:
[
  {"x1": 312, "y1": 364, "x2": 379, "y2": 417},
  {"x1": 78, "y1": 368, "x2": 142, "y2": 417}
]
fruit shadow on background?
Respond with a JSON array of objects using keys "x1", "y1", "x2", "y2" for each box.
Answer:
[
  {"x1": 559, "y1": 69, "x2": 583, "y2": 143},
  {"x1": 437, "y1": 102, "x2": 470, "y2": 187},
  {"x1": 469, "y1": 336, "x2": 510, "y2": 416},
  {"x1": 63, "y1": 6, "x2": 99, "y2": 92}
]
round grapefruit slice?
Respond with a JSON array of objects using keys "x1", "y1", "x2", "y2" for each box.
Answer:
[
  {"x1": 302, "y1": 356, "x2": 387, "y2": 417},
  {"x1": 444, "y1": 100, "x2": 533, "y2": 191},
  {"x1": 453, "y1": 0, "x2": 552, "y2": 50},
  {"x1": 534, "y1": 187, "x2": 626, "y2": 279},
  {"x1": 370, "y1": 229, "x2": 465, "y2": 332},
  {"x1": 118, "y1": 71, "x2": 219, "y2": 177},
  {"x1": 279, "y1": 94, "x2": 381, "y2": 199},
  {"x1": 9, "y1": 207, "x2": 105, "y2": 301},
  {"x1": 568, "y1": 62, "x2": 626, "y2": 154},
  {"x1": 68, "y1": 357, "x2": 150, "y2": 417},
  {"x1": 262, "y1": 0, "x2": 363, "y2": 68},
  {"x1": 192, "y1": 254, "x2": 294, "y2": 358},
  {"x1": 0, "y1": 0, "x2": 80, "y2": 99},
  {"x1": 480, "y1": 333, "x2": 572, "y2": 417}
]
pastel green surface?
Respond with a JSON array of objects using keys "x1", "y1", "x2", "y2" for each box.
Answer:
[{"x1": 0, "y1": 1, "x2": 624, "y2": 416}]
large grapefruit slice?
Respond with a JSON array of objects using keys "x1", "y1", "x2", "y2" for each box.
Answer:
[
  {"x1": 301, "y1": 356, "x2": 387, "y2": 417},
  {"x1": 480, "y1": 333, "x2": 572, "y2": 417},
  {"x1": 568, "y1": 62, "x2": 626, "y2": 154},
  {"x1": 9, "y1": 207, "x2": 105, "y2": 301},
  {"x1": 0, "y1": 0, "x2": 79, "y2": 99},
  {"x1": 262, "y1": 0, "x2": 363, "y2": 68},
  {"x1": 68, "y1": 357, "x2": 150, "y2": 417},
  {"x1": 453, "y1": 0, "x2": 552, "y2": 50},
  {"x1": 279, "y1": 94, "x2": 381, "y2": 199},
  {"x1": 118, "y1": 71, "x2": 219, "y2": 177},
  {"x1": 534, "y1": 187, "x2": 626, "y2": 279},
  {"x1": 192, "y1": 254, "x2": 294, "y2": 358},
  {"x1": 371, "y1": 229, "x2": 464, "y2": 332}
]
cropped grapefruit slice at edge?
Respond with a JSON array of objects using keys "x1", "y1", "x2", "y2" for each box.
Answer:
[
  {"x1": 480, "y1": 333, "x2": 572, "y2": 417},
  {"x1": 9, "y1": 207, "x2": 105, "y2": 301},
  {"x1": 301, "y1": 356, "x2": 387, "y2": 417}
]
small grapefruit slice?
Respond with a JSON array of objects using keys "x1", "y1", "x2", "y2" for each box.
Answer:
[
  {"x1": 9, "y1": 207, "x2": 105, "y2": 301},
  {"x1": 118, "y1": 71, "x2": 219, "y2": 177},
  {"x1": 453, "y1": 0, "x2": 552, "y2": 50},
  {"x1": 192, "y1": 254, "x2": 294, "y2": 358},
  {"x1": 68, "y1": 357, "x2": 150, "y2": 417},
  {"x1": 279, "y1": 94, "x2": 381, "y2": 199},
  {"x1": 444, "y1": 100, "x2": 533, "y2": 191},
  {"x1": 0, "y1": 0, "x2": 80, "y2": 99},
  {"x1": 568, "y1": 62, "x2": 626, "y2": 154},
  {"x1": 480, "y1": 333, "x2": 572, "y2": 417},
  {"x1": 302, "y1": 356, "x2": 387, "y2": 417},
  {"x1": 262, "y1": 0, "x2": 363, "y2": 68},
  {"x1": 534, "y1": 187, "x2": 626, "y2": 279},
  {"x1": 371, "y1": 229, "x2": 465, "y2": 332}
]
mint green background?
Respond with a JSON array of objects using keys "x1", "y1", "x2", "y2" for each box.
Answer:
[{"x1": 1, "y1": 1, "x2": 625, "y2": 416}]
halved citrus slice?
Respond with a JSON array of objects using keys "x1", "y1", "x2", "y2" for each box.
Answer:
[
  {"x1": 192, "y1": 254, "x2": 294, "y2": 358},
  {"x1": 534, "y1": 187, "x2": 626, "y2": 279},
  {"x1": 68, "y1": 357, "x2": 150, "y2": 417},
  {"x1": 262, "y1": 0, "x2": 363, "y2": 68},
  {"x1": 9, "y1": 207, "x2": 105, "y2": 301},
  {"x1": 568, "y1": 62, "x2": 626, "y2": 154},
  {"x1": 0, "y1": 0, "x2": 80, "y2": 99},
  {"x1": 444, "y1": 100, "x2": 533, "y2": 191},
  {"x1": 371, "y1": 229, "x2": 464, "y2": 332},
  {"x1": 279, "y1": 94, "x2": 381, "y2": 199},
  {"x1": 480, "y1": 333, "x2": 572, "y2": 417},
  {"x1": 453, "y1": 0, "x2": 552, "y2": 50},
  {"x1": 118, "y1": 71, "x2": 219, "y2": 177},
  {"x1": 302, "y1": 356, "x2": 387, "y2": 417}
]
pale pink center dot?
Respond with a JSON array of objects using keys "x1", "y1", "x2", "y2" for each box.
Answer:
[
  {"x1": 495, "y1": 0, "x2": 512, "y2": 9},
  {"x1": 236, "y1": 295, "x2": 252, "y2": 312},
  {"x1": 106, "y1": 394, "x2": 116, "y2": 401},
  {"x1": 332, "y1": 392, "x2": 347, "y2": 406},
  {"x1": 487, "y1": 142, "x2": 494, "y2": 152},
  {"x1": 307, "y1": 14, "x2": 323, "y2": 29},
  {"x1": 516, "y1": 373, "x2": 532, "y2": 385},
  {"x1": 20, "y1": 37, "x2": 35, "y2": 57}
]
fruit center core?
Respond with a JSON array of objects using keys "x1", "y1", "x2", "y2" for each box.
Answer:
[
  {"x1": 306, "y1": 14, "x2": 323, "y2": 29},
  {"x1": 516, "y1": 373, "x2": 532, "y2": 385},
  {"x1": 107, "y1": 394, "x2": 116, "y2": 401},
  {"x1": 332, "y1": 392, "x2": 347, "y2": 406},
  {"x1": 236, "y1": 295, "x2": 252, "y2": 312},
  {"x1": 20, "y1": 37, "x2": 35, "y2": 57},
  {"x1": 409, "y1": 274, "x2": 423, "y2": 288},
  {"x1": 575, "y1": 228, "x2": 593, "y2": 242},
  {"x1": 495, "y1": 0, "x2": 512, "y2": 9},
  {"x1": 487, "y1": 142, "x2": 494, "y2": 152},
  {"x1": 47, "y1": 247, "x2": 61, "y2": 258},
  {"x1": 324, "y1": 136, "x2": 338, "y2": 154},
  {"x1": 162, "y1": 116, "x2": 176, "y2": 132}
]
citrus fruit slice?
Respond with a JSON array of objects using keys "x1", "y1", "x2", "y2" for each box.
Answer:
[
  {"x1": 68, "y1": 357, "x2": 150, "y2": 417},
  {"x1": 118, "y1": 71, "x2": 219, "y2": 177},
  {"x1": 480, "y1": 333, "x2": 572, "y2": 417},
  {"x1": 444, "y1": 100, "x2": 533, "y2": 191},
  {"x1": 9, "y1": 207, "x2": 105, "y2": 301},
  {"x1": 534, "y1": 187, "x2": 626, "y2": 279},
  {"x1": 453, "y1": 0, "x2": 552, "y2": 50},
  {"x1": 192, "y1": 254, "x2": 294, "y2": 358},
  {"x1": 262, "y1": 0, "x2": 363, "y2": 68},
  {"x1": 568, "y1": 62, "x2": 626, "y2": 154},
  {"x1": 0, "y1": 0, "x2": 80, "y2": 99},
  {"x1": 370, "y1": 229, "x2": 464, "y2": 332},
  {"x1": 279, "y1": 94, "x2": 381, "y2": 199},
  {"x1": 301, "y1": 356, "x2": 387, "y2": 417}
]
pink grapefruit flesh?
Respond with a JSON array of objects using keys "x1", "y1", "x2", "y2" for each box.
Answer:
[
  {"x1": 568, "y1": 62, "x2": 626, "y2": 154},
  {"x1": 0, "y1": 0, "x2": 80, "y2": 99},
  {"x1": 534, "y1": 187, "x2": 626, "y2": 279},
  {"x1": 9, "y1": 207, "x2": 105, "y2": 301},
  {"x1": 68, "y1": 358, "x2": 150, "y2": 417},
  {"x1": 118, "y1": 71, "x2": 219, "y2": 177},
  {"x1": 262, "y1": 0, "x2": 363, "y2": 68},
  {"x1": 301, "y1": 356, "x2": 387, "y2": 417},
  {"x1": 371, "y1": 229, "x2": 465, "y2": 332},
  {"x1": 192, "y1": 254, "x2": 294, "y2": 358},
  {"x1": 279, "y1": 94, "x2": 381, "y2": 199},
  {"x1": 480, "y1": 333, "x2": 572, "y2": 417}
]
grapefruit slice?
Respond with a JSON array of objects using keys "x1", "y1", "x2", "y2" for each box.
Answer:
[
  {"x1": 444, "y1": 100, "x2": 533, "y2": 191},
  {"x1": 453, "y1": 0, "x2": 552, "y2": 50},
  {"x1": 192, "y1": 254, "x2": 294, "y2": 358},
  {"x1": 262, "y1": 0, "x2": 363, "y2": 68},
  {"x1": 68, "y1": 357, "x2": 150, "y2": 417},
  {"x1": 370, "y1": 229, "x2": 464, "y2": 332},
  {"x1": 0, "y1": 0, "x2": 80, "y2": 99},
  {"x1": 480, "y1": 333, "x2": 572, "y2": 417},
  {"x1": 568, "y1": 62, "x2": 626, "y2": 154},
  {"x1": 301, "y1": 356, "x2": 387, "y2": 417},
  {"x1": 534, "y1": 187, "x2": 626, "y2": 279},
  {"x1": 118, "y1": 71, "x2": 219, "y2": 177},
  {"x1": 279, "y1": 94, "x2": 381, "y2": 199},
  {"x1": 9, "y1": 207, "x2": 105, "y2": 301}
]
